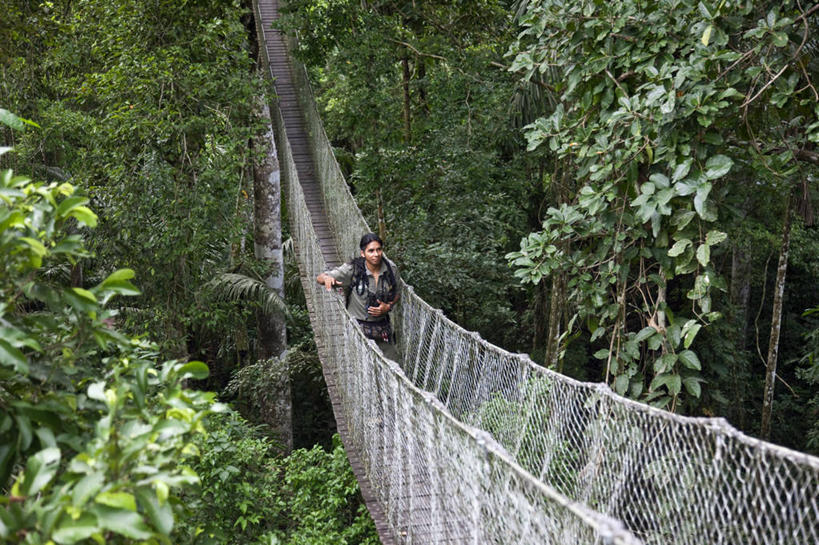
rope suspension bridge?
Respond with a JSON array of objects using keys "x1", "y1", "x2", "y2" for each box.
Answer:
[{"x1": 253, "y1": 1, "x2": 819, "y2": 543}]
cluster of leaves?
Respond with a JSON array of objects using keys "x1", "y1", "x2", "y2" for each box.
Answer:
[
  {"x1": 179, "y1": 416, "x2": 377, "y2": 545},
  {"x1": 506, "y1": 0, "x2": 819, "y2": 410},
  {"x1": 176, "y1": 412, "x2": 282, "y2": 544},
  {"x1": 0, "y1": 115, "x2": 373, "y2": 543},
  {"x1": 2, "y1": 0, "x2": 387, "y2": 538},
  {"x1": 0, "y1": 124, "x2": 221, "y2": 543},
  {"x1": 276, "y1": 435, "x2": 378, "y2": 545},
  {"x1": 2, "y1": 0, "x2": 267, "y2": 373}
]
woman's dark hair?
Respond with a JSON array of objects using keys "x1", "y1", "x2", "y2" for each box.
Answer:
[
  {"x1": 359, "y1": 232, "x2": 382, "y2": 250},
  {"x1": 350, "y1": 233, "x2": 396, "y2": 302}
]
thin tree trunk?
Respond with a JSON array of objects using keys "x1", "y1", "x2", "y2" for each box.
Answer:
[
  {"x1": 253, "y1": 95, "x2": 291, "y2": 451},
  {"x1": 545, "y1": 168, "x2": 570, "y2": 371},
  {"x1": 545, "y1": 273, "x2": 565, "y2": 370},
  {"x1": 532, "y1": 279, "x2": 548, "y2": 356},
  {"x1": 70, "y1": 263, "x2": 83, "y2": 288},
  {"x1": 760, "y1": 192, "x2": 792, "y2": 440},
  {"x1": 401, "y1": 50, "x2": 411, "y2": 143},
  {"x1": 656, "y1": 270, "x2": 667, "y2": 331}
]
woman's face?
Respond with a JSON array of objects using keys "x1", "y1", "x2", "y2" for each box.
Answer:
[{"x1": 361, "y1": 240, "x2": 383, "y2": 269}]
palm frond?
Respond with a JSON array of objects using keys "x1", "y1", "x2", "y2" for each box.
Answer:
[{"x1": 206, "y1": 272, "x2": 288, "y2": 317}]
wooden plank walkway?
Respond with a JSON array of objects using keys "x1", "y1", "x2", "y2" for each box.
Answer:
[{"x1": 252, "y1": 2, "x2": 396, "y2": 543}]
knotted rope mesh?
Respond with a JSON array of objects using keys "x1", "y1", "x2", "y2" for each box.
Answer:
[{"x1": 270, "y1": 28, "x2": 819, "y2": 545}]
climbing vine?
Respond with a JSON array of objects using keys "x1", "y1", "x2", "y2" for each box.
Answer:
[{"x1": 506, "y1": 0, "x2": 819, "y2": 409}]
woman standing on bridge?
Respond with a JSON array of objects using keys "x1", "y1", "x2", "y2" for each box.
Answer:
[{"x1": 316, "y1": 233, "x2": 401, "y2": 361}]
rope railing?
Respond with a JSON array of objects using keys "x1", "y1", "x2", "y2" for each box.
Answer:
[{"x1": 271, "y1": 24, "x2": 819, "y2": 545}]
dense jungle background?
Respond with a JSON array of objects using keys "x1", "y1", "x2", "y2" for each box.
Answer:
[{"x1": 1, "y1": 0, "x2": 817, "y2": 543}]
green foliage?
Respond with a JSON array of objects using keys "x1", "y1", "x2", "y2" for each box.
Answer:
[
  {"x1": 176, "y1": 412, "x2": 283, "y2": 544},
  {"x1": 795, "y1": 308, "x2": 819, "y2": 454},
  {"x1": 506, "y1": 0, "x2": 819, "y2": 409},
  {"x1": 0, "y1": 139, "x2": 221, "y2": 543},
  {"x1": 2, "y1": 0, "x2": 265, "y2": 373},
  {"x1": 205, "y1": 272, "x2": 288, "y2": 319},
  {"x1": 227, "y1": 343, "x2": 335, "y2": 450},
  {"x1": 277, "y1": 436, "x2": 378, "y2": 545},
  {"x1": 180, "y1": 420, "x2": 378, "y2": 545}
]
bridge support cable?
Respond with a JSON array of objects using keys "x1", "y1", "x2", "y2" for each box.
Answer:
[{"x1": 255, "y1": 1, "x2": 819, "y2": 544}]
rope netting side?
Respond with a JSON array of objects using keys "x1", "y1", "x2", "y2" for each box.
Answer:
[{"x1": 279, "y1": 30, "x2": 819, "y2": 545}]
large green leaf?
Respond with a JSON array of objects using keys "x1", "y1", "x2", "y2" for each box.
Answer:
[
  {"x1": 95, "y1": 491, "x2": 137, "y2": 511},
  {"x1": 20, "y1": 447, "x2": 61, "y2": 496},
  {"x1": 678, "y1": 350, "x2": 702, "y2": 370},
  {"x1": 52, "y1": 513, "x2": 100, "y2": 545},
  {"x1": 91, "y1": 504, "x2": 152, "y2": 540},
  {"x1": 135, "y1": 487, "x2": 174, "y2": 535},
  {"x1": 67, "y1": 206, "x2": 98, "y2": 227},
  {"x1": 179, "y1": 361, "x2": 209, "y2": 380},
  {"x1": 72, "y1": 472, "x2": 105, "y2": 508},
  {"x1": 0, "y1": 109, "x2": 26, "y2": 131},
  {"x1": 0, "y1": 340, "x2": 29, "y2": 373},
  {"x1": 55, "y1": 196, "x2": 89, "y2": 219},
  {"x1": 704, "y1": 154, "x2": 733, "y2": 179},
  {"x1": 683, "y1": 376, "x2": 702, "y2": 398}
]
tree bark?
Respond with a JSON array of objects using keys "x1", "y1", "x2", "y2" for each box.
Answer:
[
  {"x1": 253, "y1": 95, "x2": 291, "y2": 451},
  {"x1": 417, "y1": 56, "x2": 429, "y2": 116},
  {"x1": 532, "y1": 278, "x2": 548, "y2": 356},
  {"x1": 760, "y1": 192, "x2": 792, "y2": 440},
  {"x1": 545, "y1": 168, "x2": 570, "y2": 371},
  {"x1": 70, "y1": 263, "x2": 83, "y2": 288},
  {"x1": 545, "y1": 272, "x2": 566, "y2": 370}
]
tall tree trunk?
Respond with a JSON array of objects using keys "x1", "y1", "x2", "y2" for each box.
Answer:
[
  {"x1": 532, "y1": 279, "x2": 549, "y2": 356},
  {"x1": 760, "y1": 191, "x2": 792, "y2": 440},
  {"x1": 545, "y1": 272, "x2": 566, "y2": 370},
  {"x1": 70, "y1": 263, "x2": 83, "y2": 288},
  {"x1": 401, "y1": 49, "x2": 411, "y2": 143},
  {"x1": 545, "y1": 168, "x2": 570, "y2": 371},
  {"x1": 253, "y1": 95, "x2": 291, "y2": 451}
]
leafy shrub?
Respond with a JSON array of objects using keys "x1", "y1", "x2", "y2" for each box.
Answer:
[
  {"x1": 176, "y1": 412, "x2": 283, "y2": 544},
  {"x1": 0, "y1": 118, "x2": 221, "y2": 543},
  {"x1": 277, "y1": 436, "x2": 378, "y2": 545},
  {"x1": 177, "y1": 424, "x2": 378, "y2": 545}
]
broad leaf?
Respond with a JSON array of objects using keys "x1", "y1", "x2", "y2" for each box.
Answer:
[
  {"x1": 704, "y1": 154, "x2": 733, "y2": 179},
  {"x1": 91, "y1": 505, "x2": 152, "y2": 540},
  {"x1": 179, "y1": 361, "x2": 209, "y2": 380},
  {"x1": 52, "y1": 513, "x2": 100, "y2": 545},
  {"x1": 21, "y1": 447, "x2": 61, "y2": 496},
  {"x1": 0, "y1": 340, "x2": 29, "y2": 373},
  {"x1": 678, "y1": 350, "x2": 702, "y2": 370}
]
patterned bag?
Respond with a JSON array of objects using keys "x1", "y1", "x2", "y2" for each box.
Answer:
[{"x1": 357, "y1": 318, "x2": 393, "y2": 343}]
